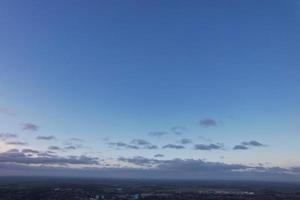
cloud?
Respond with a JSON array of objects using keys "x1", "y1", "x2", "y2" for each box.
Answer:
[
  {"x1": 131, "y1": 139, "x2": 149, "y2": 146},
  {"x1": 199, "y1": 118, "x2": 217, "y2": 128},
  {"x1": 130, "y1": 139, "x2": 158, "y2": 149},
  {"x1": 37, "y1": 151, "x2": 56, "y2": 157},
  {"x1": 6, "y1": 141, "x2": 27, "y2": 146},
  {"x1": 0, "y1": 154, "x2": 299, "y2": 182},
  {"x1": 119, "y1": 156, "x2": 161, "y2": 167},
  {"x1": 154, "y1": 154, "x2": 164, "y2": 158},
  {"x1": 64, "y1": 145, "x2": 77, "y2": 150},
  {"x1": 198, "y1": 136, "x2": 212, "y2": 142},
  {"x1": 22, "y1": 149, "x2": 40, "y2": 154},
  {"x1": 233, "y1": 140, "x2": 266, "y2": 150},
  {"x1": 170, "y1": 126, "x2": 186, "y2": 135},
  {"x1": 0, "y1": 107, "x2": 15, "y2": 115},
  {"x1": 36, "y1": 135, "x2": 56, "y2": 140},
  {"x1": 162, "y1": 144, "x2": 185, "y2": 149},
  {"x1": 108, "y1": 142, "x2": 139, "y2": 149},
  {"x1": 242, "y1": 140, "x2": 265, "y2": 147},
  {"x1": 194, "y1": 143, "x2": 223, "y2": 150},
  {"x1": 118, "y1": 156, "x2": 255, "y2": 174},
  {"x1": 233, "y1": 145, "x2": 249, "y2": 150},
  {"x1": 0, "y1": 149, "x2": 98, "y2": 165},
  {"x1": 64, "y1": 142, "x2": 83, "y2": 149},
  {"x1": 149, "y1": 131, "x2": 168, "y2": 137},
  {"x1": 157, "y1": 159, "x2": 246, "y2": 172},
  {"x1": 22, "y1": 123, "x2": 39, "y2": 131},
  {"x1": 48, "y1": 146, "x2": 61, "y2": 151},
  {"x1": 178, "y1": 138, "x2": 192, "y2": 145},
  {"x1": 69, "y1": 138, "x2": 84, "y2": 142},
  {"x1": 0, "y1": 132, "x2": 17, "y2": 140},
  {"x1": 64, "y1": 138, "x2": 85, "y2": 150}
]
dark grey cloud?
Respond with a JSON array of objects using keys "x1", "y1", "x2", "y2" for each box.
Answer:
[
  {"x1": 37, "y1": 151, "x2": 56, "y2": 157},
  {"x1": 36, "y1": 135, "x2": 56, "y2": 140},
  {"x1": 48, "y1": 146, "x2": 61, "y2": 151},
  {"x1": 130, "y1": 139, "x2": 158, "y2": 149},
  {"x1": 157, "y1": 159, "x2": 246, "y2": 172},
  {"x1": 233, "y1": 145, "x2": 249, "y2": 150},
  {"x1": 233, "y1": 140, "x2": 266, "y2": 150},
  {"x1": 170, "y1": 126, "x2": 186, "y2": 135},
  {"x1": 0, "y1": 132, "x2": 17, "y2": 140},
  {"x1": 242, "y1": 140, "x2": 265, "y2": 147},
  {"x1": 22, "y1": 149, "x2": 40, "y2": 154},
  {"x1": 194, "y1": 143, "x2": 223, "y2": 150},
  {"x1": 108, "y1": 142, "x2": 139, "y2": 149},
  {"x1": 6, "y1": 141, "x2": 27, "y2": 146},
  {"x1": 5, "y1": 149, "x2": 19, "y2": 153},
  {"x1": 178, "y1": 138, "x2": 192, "y2": 145},
  {"x1": 119, "y1": 156, "x2": 161, "y2": 167},
  {"x1": 0, "y1": 149, "x2": 98, "y2": 165},
  {"x1": 162, "y1": 144, "x2": 185, "y2": 149},
  {"x1": 148, "y1": 131, "x2": 168, "y2": 137},
  {"x1": 199, "y1": 118, "x2": 217, "y2": 128},
  {"x1": 22, "y1": 123, "x2": 39, "y2": 131},
  {"x1": 64, "y1": 145, "x2": 77, "y2": 150},
  {"x1": 118, "y1": 156, "x2": 255, "y2": 174},
  {"x1": 154, "y1": 154, "x2": 164, "y2": 158}
]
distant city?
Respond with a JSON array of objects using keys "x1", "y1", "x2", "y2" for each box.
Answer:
[{"x1": 0, "y1": 177, "x2": 300, "y2": 200}]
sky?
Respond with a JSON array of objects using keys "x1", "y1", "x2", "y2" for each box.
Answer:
[{"x1": 0, "y1": 0, "x2": 300, "y2": 181}]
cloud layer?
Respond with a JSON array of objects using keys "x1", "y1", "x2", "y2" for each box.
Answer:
[{"x1": 0, "y1": 149, "x2": 98, "y2": 165}]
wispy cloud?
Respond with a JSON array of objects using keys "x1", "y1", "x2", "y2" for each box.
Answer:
[
  {"x1": 6, "y1": 141, "x2": 27, "y2": 146},
  {"x1": 36, "y1": 135, "x2": 56, "y2": 140},
  {"x1": 242, "y1": 140, "x2": 266, "y2": 147},
  {"x1": 198, "y1": 136, "x2": 212, "y2": 142},
  {"x1": 22, "y1": 123, "x2": 39, "y2": 131},
  {"x1": 108, "y1": 142, "x2": 139, "y2": 149},
  {"x1": 233, "y1": 140, "x2": 266, "y2": 150},
  {"x1": 48, "y1": 146, "x2": 61, "y2": 151},
  {"x1": 170, "y1": 126, "x2": 187, "y2": 135},
  {"x1": 178, "y1": 138, "x2": 192, "y2": 145},
  {"x1": 0, "y1": 132, "x2": 17, "y2": 140},
  {"x1": 162, "y1": 144, "x2": 185, "y2": 149},
  {"x1": 130, "y1": 139, "x2": 158, "y2": 149},
  {"x1": 154, "y1": 154, "x2": 164, "y2": 158},
  {"x1": 233, "y1": 145, "x2": 249, "y2": 150},
  {"x1": 22, "y1": 149, "x2": 40, "y2": 154},
  {"x1": 149, "y1": 131, "x2": 168, "y2": 137},
  {"x1": 69, "y1": 138, "x2": 84, "y2": 142},
  {"x1": 199, "y1": 118, "x2": 217, "y2": 128},
  {"x1": 0, "y1": 107, "x2": 15, "y2": 116},
  {"x1": 194, "y1": 143, "x2": 223, "y2": 150},
  {"x1": 64, "y1": 145, "x2": 77, "y2": 150}
]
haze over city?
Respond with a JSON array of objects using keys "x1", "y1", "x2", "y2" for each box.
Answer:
[{"x1": 0, "y1": 0, "x2": 300, "y2": 182}]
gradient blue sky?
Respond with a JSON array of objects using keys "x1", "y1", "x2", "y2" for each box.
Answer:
[{"x1": 0, "y1": 0, "x2": 300, "y2": 180}]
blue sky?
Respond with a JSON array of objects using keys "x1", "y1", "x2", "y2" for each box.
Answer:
[{"x1": 0, "y1": 0, "x2": 300, "y2": 181}]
